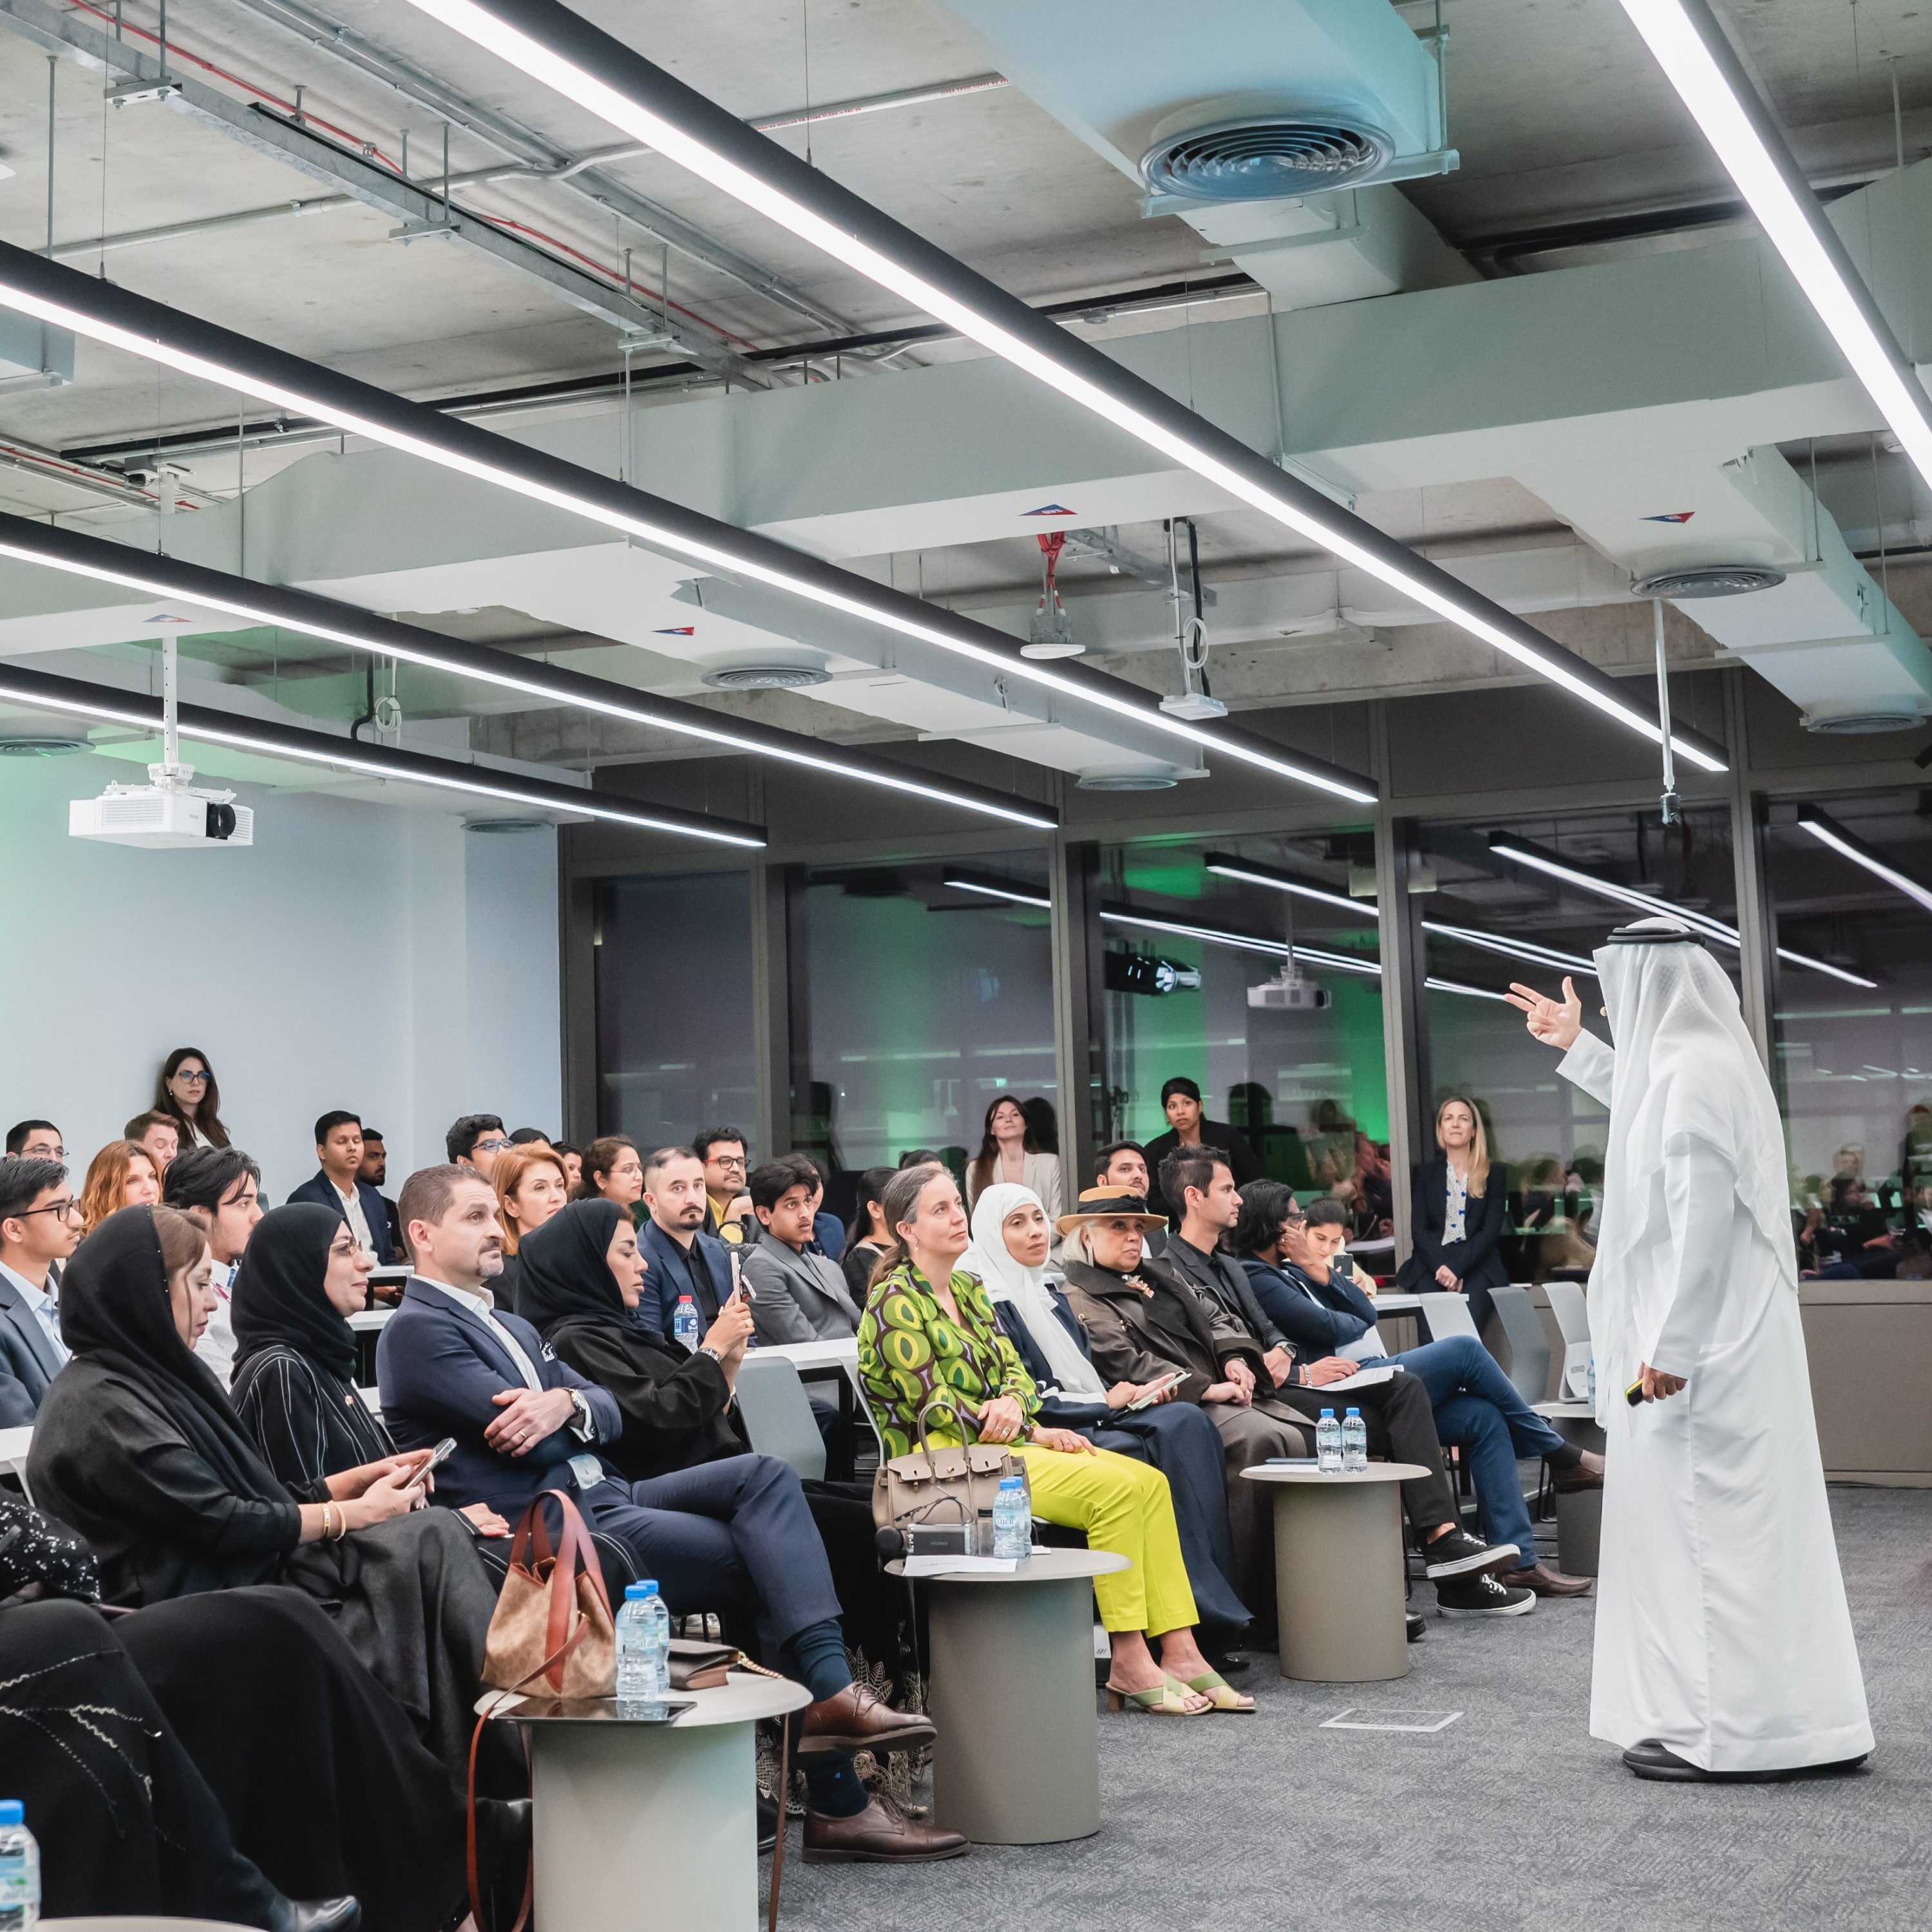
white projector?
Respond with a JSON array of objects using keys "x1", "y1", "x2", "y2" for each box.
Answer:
[
  {"x1": 70, "y1": 766, "x2": 252, "y2": 849},
  {"x1": 1246, "y1": 963, "x2": 1331, "y2": 1012}
]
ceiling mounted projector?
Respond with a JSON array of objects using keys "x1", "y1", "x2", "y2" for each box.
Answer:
[
  {"x1": 70, "y1": 764, "x2": 252, "y2": 849},
  {"x1": 1246, "y1": 958, "x2": 1331, "y2": 1011}
]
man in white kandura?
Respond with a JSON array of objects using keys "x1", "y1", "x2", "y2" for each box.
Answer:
[{"x1": 1506, "y1": 918, "x2": 1871, "y2": 1782}]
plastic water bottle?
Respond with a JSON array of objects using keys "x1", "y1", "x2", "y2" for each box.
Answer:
[
  {"x1": 1316, "y1": 1408, "x2": 1342, "y2": 1473},
  {"x1": 672, "y1": 1295, "x2": 701, "y2": 1354},
  {"x1": 0, "y1": 1801, "x2": 37, "y2": 1931},
  {"x1": 991, "y1": 1475, "x2": 1031, "y2": 1558},
  {"x1": 1341, "y1": 1407, "x2": 1368, "y2": 1472},
  {"x1": 616, "y1": 1580, "x2": 670, "y2": 1698}
]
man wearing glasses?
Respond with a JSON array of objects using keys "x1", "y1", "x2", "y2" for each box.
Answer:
[
  {"x1": 4, "y1": 1121, "x2": 64, "y2": 1162},
  {"x1": 694, "y1": 1126, "x2": 752, "y2": 1245},
  {"x1": 0, "y1": 1157, "x2": 80, "y2": 1424},
  {"x1": 447, "y1": 1113, "x2": 513, "y2": 1181}
]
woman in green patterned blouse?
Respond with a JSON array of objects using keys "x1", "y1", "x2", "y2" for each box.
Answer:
[{"x1": 858, "y1": 1163, "x2": 1229, "y2": 1716}]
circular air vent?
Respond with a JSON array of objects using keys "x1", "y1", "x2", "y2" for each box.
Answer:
[
  {"x1": 1141, "y1": 114, "x2": 1394, "y2": 201},
  {"x1": 1802, "y1": 705, "x2": 1926, "y2": 736},
  {"x1": 1077, "y1": 770, "x2": 1180, "y2": 792},
  {"x1": 0, "y1": 731, "x2": 87, "y2": 757},
  {"x1": 1632, "y1": 564, "x2": 1786, "y2": 598},
  {"x1": 700, "y1": 662, "x2": 830, "y2": 691}
]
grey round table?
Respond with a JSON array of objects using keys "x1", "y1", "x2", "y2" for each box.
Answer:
[
  {"x1": 482, "y1": 1671, "x2": 810, "y2": 1931},
  {"x1": 1240, "y1": 1463, "x2": 1428, "y2": 1681},
  {"x1": 889, "y1": 1547, "x2": 1126, "y2": 1844},
  {"x1": 1535, "y1": 1399, "x2": 1607, "y2": 1575}
]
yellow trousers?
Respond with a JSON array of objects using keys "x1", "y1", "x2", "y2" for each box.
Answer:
[{"x1": 1014, "y1": 1443, "x2": 1198, "y2": 1636}]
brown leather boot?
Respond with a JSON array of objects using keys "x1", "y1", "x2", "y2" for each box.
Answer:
[
  {"x1": 1513, "y1": 1560, "x2": 1595, "y2": 1596},
  {"x1": 802, "y1": 1794, "x2": 969, "y2": 1863},
  {"x1": 797, "y1": 1682, "x2": 936, "y2": 1756}
]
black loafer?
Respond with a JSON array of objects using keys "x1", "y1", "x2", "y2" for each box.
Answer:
[
  {"x1": 1405, "y1": 1612, "x2": 1426, "y2": 1643},
  {"x1": 1624, "y1": 1738, "x2": 1871, "y2": 1783},
  {"x1": 269, "y1": 1899, "x2": 362, "y2": 1932}
]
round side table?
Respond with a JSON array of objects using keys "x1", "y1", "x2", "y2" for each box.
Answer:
[
  {"x1": 483, "y1": 1671, "x2": 810, "y2": 1931},
  {"x1": 889, "y1": 1547, "x2": 1127, "y2": 1843},
  {"x1": 1240, "y1": 1463, "x2": 1428, "y2": 1681}
]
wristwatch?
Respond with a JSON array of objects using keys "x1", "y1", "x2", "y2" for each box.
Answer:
[
  {"x1": 698, "y1": 1344, "x2": 725, "y2": 1365},
  {"x1": 567, "y1": 1388, "x2": 594, "y2": 1438}
]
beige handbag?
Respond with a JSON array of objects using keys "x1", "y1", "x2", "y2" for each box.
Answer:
[
  {"x1": 482, "y1": 1487, "x2": 616, "y2": 1698},
  {"x1": 871, "y1": 1394, "x2": 1026, "y2": 1534}
]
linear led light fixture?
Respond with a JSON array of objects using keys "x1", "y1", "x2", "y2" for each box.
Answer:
[
  {"x1": 1095, "y1": 905, "x2": 1502, "y2": 1000},
  {"x1": 1617, "y1": 0, "x2": 1932, "y2": 491},
  {"x1": 945, "y1": 876, "x2": 1052, "y2": 909},
  {"x1": 398, "y1": 0, "x2": 1730, "y2": 778},
  {"x1": 0, "y1": 244, "x2": 1372, "y2": 810},
  {"x1": 0, "y1": 511, "x2": 1054, "y2": 833},
  {"x1": 1204, "y1": 851, "x2": 1597, "y2": 973},
  {"x1": 0, "y1": 660, "x2": 765, "y2": 846},
  {"x1": 1795, "y1": 806, "x2": 1932, "y2": 916},
  {"x1": 1488, "y1": 833, "x2": 1878, "y2": 989}
]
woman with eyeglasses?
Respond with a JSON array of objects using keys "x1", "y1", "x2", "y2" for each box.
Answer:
[
  {"x1": 77, "y1": 1140, "x2": 164, "y2": 1233},
  {"x1": 574, "y1": 1134, "x2": 644, "y2": 1211},
  {"x1": 154, "y1": 1046, "x2": 231, "y2": 1151}
]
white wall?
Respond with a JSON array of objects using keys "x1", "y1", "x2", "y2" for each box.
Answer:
[{"x1": 0, "y1": 753, "x2": 561, "y2": 1203}]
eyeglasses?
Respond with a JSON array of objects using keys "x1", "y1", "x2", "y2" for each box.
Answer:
[
  {"x1": 475, "y1": 1137, "x2": 513, "y2": 1153},
  {"x1": 12, "y1": 1198, "x2": 80, "y2": 1222},
  {"x1": 173, "y1": 1069, "x2": 211, "y2": 1084},
  {"x1": 709, "y1": 1153, "x2": 747, "y2": 1171},
  {"x1": 19, "y1": 1146, "x2": 65, "y2": 1160}
]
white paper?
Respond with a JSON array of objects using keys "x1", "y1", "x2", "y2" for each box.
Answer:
[
  {"x1": 1309, "y1": 1363, "x2": 1399, "y2": 1395},
  {"x1": 900, "y1": 1555, "x2": 1020, "y2": 1577}
]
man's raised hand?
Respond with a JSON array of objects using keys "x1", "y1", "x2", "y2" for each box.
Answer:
[{"x1": 1504, "y1": 976, "x2": 1583, "y2": 1050}]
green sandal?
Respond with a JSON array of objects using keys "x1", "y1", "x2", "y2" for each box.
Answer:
[
  {"x1": 1177, "y1": 1670, "x2": 1255, "y2": 1714},
  {"x1": 1105, "y1": 1679, "x2": 1208, "y2": 1715}
]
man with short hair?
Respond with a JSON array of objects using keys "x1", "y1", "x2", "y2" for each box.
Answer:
[
  {"x1": 5, "y1": 1121, "x2": 62, "y2": 1161},
  {"x1": 162, "y1": 1148, "x2": 263, "y2": 1388},
  {"x1": 1151, "y1": 1149, "x2": 1531, "y2": 1618},
  {"x1": 289, "y1": 1112, "x2": 397, "y2": 1264},
  {"x1": 377, "y1": 1164, "x2": 961, "y2": 1862},
  {"x1": 124, "y1": 1112, "x2": 180, "y2": 1175},
  {"x1": 741, "y1": 1156, "x2": 861, "y2": 1345},
  {"x1": 638, "y1": 1145, "x2": 736, "y2": 1336},
  {"x1": 0, "y1": 1157, "x2": 79, "y2": 1423},
  {"x1": 693, "y1": 1126, "x2": 750, "y2": 1244},
  {"x1": 357, "y1": 1128, "x2": 404, "y2": 1256},
  {"x1": 446, "y1": 1114, "x2": 511, "y2": 1179}
]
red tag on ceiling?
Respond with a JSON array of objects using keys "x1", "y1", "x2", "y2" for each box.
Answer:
[
  {"x1": 1021, "y1": 503, "x2": 1077, "y2": 517},
  {"x1": 655, "y1": 625, "x2": 697, "y2": 635},
  {"x1": 1641, "y1": 511, "x2": 1696, "y2": 524}
]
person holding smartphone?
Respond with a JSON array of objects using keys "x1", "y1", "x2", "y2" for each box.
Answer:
[{"x1": 964, "y1": 1182, "x2": 1253, "y2": 1659}]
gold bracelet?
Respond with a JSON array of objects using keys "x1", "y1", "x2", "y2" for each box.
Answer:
[{"x1": 319, "y1": 1503, "x2": 333, "y2": 1540}]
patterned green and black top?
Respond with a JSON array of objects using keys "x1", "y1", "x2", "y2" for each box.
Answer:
[{"x1": 857, "y1": 1258, "x2": 1041, "y2": 1458}]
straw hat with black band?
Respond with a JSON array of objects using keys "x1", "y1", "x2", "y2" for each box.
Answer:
[{"x1": 1055, "y1": 1186, "x2": 1168, "y2": 1238}]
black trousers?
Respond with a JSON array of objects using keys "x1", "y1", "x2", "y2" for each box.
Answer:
[{"x1": 1278, "y1": 1372, "x2": 1459, "y2": 1535}]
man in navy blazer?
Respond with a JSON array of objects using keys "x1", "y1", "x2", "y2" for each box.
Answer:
[
  {"x1": 638, "y1": 1146, "x2": 736, "y2": 1334},
  {"x1": 286, "y1": 1112, "x2": 397, "y2": 1265},
  {"x1": 375, "y1": 1163, "x2": 952, "y2": 1853},
  {"x1": 0, "y1": 1157, "x2": 77, "y2": 1425}
]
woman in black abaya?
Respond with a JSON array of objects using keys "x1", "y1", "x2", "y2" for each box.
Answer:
[
  {"x1": 516, "y1": 1200, "x2": 918, "y2": 1705},
  {"x1": 26, "y1": 1206, "x2": 505, "y2": 1788},
  {"x1": 0, "y1": 1493, "x2": 470, "y2": 1931}
]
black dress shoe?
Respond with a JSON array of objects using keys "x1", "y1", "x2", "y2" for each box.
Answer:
[
  {"x1": 1406, "y1": 1612, "x2": 1427, "y2": 1643},
  {"x1": 758, "y1": 1792, "x2": 780, "y2": 1855},
  {"x1": 268, "y1": 1897, "x2": 362, "y2": 1932},
  {"x1": 1624, "y1": 1738, "x2": 1871, "y2": 1783}
]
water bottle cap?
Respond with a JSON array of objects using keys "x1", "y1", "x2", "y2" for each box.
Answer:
[
  {"x1": 998, "y1": 1475, "x2": 1024, "y2": 1489},
  {"x1": 1345, "y1": 1406, "x2": 1361, "y2": 1416},
  {"x1": 677, "y1": 1294, "x2": 695, "y2": 1305},
  {"x1": 0, "y1": 1800, "x2": 19, "y2": 1826},
  {"x1": 1320, "y1": 1407, "x2": 1335, "y2": 1418},
  {"x1": 625, "y1": 1580, "x2": 659, "y2": 1600}
]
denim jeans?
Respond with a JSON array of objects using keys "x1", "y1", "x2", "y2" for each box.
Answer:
[{"x1": 1390, "y1": 1335, "x2": 1567, "y2": 1573}]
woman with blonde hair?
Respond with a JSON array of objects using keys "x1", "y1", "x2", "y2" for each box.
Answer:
[
  {"x1": 858, "y1": 1163, "x2": 1237, "y2": 1716},
  {"x1": 1396, "y1": 1095, "x2": 1510, "y2": 1331},
  {"x1": 78, "y1": 1139, "x2": 163, "y2": 1233},
  {"x1": 493, "y1": 1142, "x2": 570, "y2": 1312}
]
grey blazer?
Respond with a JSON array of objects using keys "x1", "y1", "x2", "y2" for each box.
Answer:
[
  {"x1": 0, "y1": 1274, "x2": 66, "y2": 1428},
  {"x1": 739, "y1": 1230, "x2": 861, "y2": 1344}
]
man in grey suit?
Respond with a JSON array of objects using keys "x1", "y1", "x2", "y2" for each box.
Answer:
[
  {"x1": 0, "y1": 1157, "x2": 80, "y2": 1425},
  {"x1": 741, "y1": 1156, "x2": 861, "y2": 1344}
]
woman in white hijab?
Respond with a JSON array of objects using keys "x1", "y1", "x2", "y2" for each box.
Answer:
[
  {"x1": 963, "y1": 1182, "x2": 1255, "y2": 1654},
  {"x1": 1508, "y1": 920, "x2": 1871, "y2": 1781}
]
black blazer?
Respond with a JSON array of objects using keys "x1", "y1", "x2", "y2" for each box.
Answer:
[
  {"x1": 1397, "y1": 1157, "x2": 1509, "y2": 1293},
  {"x1": 1142, "y1": 1121, "x2": 1265, "y2": 1222},
  {"x1": 284, "y1": 1170, "x2": 398, "y2": 1265}
]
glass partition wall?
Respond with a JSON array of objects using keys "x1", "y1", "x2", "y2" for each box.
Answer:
[
  {"x1": 787, "y1": 853, "x2": 1056, "y2": 1210},
  {"x1": 1095, "y1": 834, "x2": 1389, "y2": 1213},
  {"x1": 1765, "y1": 790, "x2": 1932, "y2": 1273}
]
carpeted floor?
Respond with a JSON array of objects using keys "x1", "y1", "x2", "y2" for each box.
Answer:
[{"x1": 780, "y1": 1488, "x2": 1931, "y2": 1931}]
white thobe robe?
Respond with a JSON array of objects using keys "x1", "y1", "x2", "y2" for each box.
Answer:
[{"x1": 1560, "y1": 1027, "x2": 1871, "y2": 1771}]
